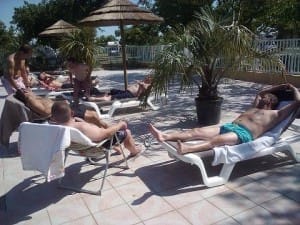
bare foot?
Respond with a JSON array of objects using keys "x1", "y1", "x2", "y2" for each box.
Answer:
[
  {"x1": 88, "y1": 96, "x2": 96, "y2": 101},
  {"x1": 113, "y1": 145, "x2": 122, "y2": 155},
  {"x1": 177, "y1": 140, "x2": 188, "y2": 155},
  {"x1": 149, "y1": 124, "x2": 165, "y2": 142},
  {"x1": 128, "y1": 145, "x2": 143, "y2": 157}
]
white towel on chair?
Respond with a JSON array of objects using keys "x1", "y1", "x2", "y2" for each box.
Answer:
[{"x1": 19, "y1": 123, "x2": 71, "y2": 181}]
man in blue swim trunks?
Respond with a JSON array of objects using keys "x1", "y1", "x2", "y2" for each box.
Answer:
[{"x1": 150, "y1": 83, "x2": 300, "y2": 154}]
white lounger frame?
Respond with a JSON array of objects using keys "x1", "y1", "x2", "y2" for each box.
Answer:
[
  {"x1": 162, "y1": 125, "x2": 300, "y2": 187},
  {"x1": 66, "y1": 94, "x2": 165, "y2": 118}
]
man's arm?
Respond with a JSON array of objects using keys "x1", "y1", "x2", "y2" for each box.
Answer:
[
  {"x1": 103, "y1": 121, "x2": 127, "y2": 138},
  {"x1": 7, "y1": 59, "x2": 19, "y2": 90},
  {"x1": 67, "y1": 71, "x2": 73, "y2": 85},
  {"x1": 20, "y1": 63, "x2": 30, "y2": 88},
  {"x1": 277, "y1": 84, "x2": 300, "y2": 121},
  {"x1": 253, "y1": 84, "x2": 289, "y2": 107},
  {"x1": 80, "y1": 120, "x2": 127, "y2": 141},
  {"x1": 136, "y1": 81, "x2": 151, "y2": 97}
]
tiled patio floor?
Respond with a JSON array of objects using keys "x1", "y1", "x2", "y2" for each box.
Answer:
[{"x1": 0, "y1": 69, "x2": 299, "y2": 225}]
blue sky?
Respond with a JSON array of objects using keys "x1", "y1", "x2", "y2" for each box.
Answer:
[{"x1": 0, "y1": 0, "x2": 140, "y2": 37}]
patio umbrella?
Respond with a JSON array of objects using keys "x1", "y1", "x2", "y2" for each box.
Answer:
[
  {"x1": 39, "y1": 19, "x2": 79, "y2": 37},
  {"x1": 79, "y1": 0, "x2": 164, "y2": 90}
]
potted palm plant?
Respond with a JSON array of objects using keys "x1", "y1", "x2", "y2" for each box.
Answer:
[
  {"x1": 58, "y1": 27, "x2": 96, "y2": 70},
  {"x1": 150, "y1": 7, "x2": 283, "y2": 125}
]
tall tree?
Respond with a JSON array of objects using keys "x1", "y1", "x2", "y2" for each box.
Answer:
[
  {"x1": 154, "y1": 0, "x2": 214, "y2": 30},
  {"x1": 0, "y1": 21, "x2": 19, "y2": 74},
  {"x1": 215, "y1": 0, "x2": 300, "y2": 38},
  {"x1": 12, "y1": 0, "x2": 106, "y2": 44}
]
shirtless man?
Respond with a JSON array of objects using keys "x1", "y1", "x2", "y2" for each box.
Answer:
[
  {"x1": 66, "y1": 57, "x2": 92, "y2": 105},
  {"x1": 2, "y1": 44, "x2": 33, "y2": 94},
  {"x1": 51, "y1": 101, "x2": 141, "y2": 156},
  {"x1": 149, "y1": 83, "x2": 300, "y2": 154},
  {"x1": 15, "y1": 89, "x2": 108, "y2": 128},
  {"x1": 88, "y1": 76, "x2": 152, "y2": 101},
  {"x1": 37, "y1": 72, "x2": 72, "y2": 90}
]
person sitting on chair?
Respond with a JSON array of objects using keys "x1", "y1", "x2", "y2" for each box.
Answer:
[
  {"x1": 50, "y1": 101, "x2": 141, "y2": 156},
  {"x1": 149, "y1": 83, "x2": 300, "y2": 155},
  {"x1": 88, "y1": 75, "x2": 152, "y2": 102}
]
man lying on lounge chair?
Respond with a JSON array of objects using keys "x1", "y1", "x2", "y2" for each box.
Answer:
[
  {"x1": 149, "y1": 83, "x2": 300, "y2": 155},
  {"x1": 14, "y1": 89, "x2": 108, "y2": 128},
  {"x1": 88, "y1": 76, "x2": 152, "y2": 102},
  {"x1": 37, "y1": 72, "x2": 73, "y2": 90}
]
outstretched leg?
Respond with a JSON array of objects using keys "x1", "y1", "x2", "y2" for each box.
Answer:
[
  {"x1": 88, "y1": 94, "x2": 112, "y2": 102},
  {"x1": 123, "y1": 129, "x2": 141, "y2": 157},
  {"x1": 149, "y1": 123, "x2": 220, "y2": 142},
  {"x1": 177, "y1": 132, "x2": 239, "y2": 154}
]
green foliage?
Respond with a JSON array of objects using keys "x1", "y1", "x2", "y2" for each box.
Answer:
[
  {"x1": 0, "y1": 21, "x2": 19, "y2": 74},
  {"x1": 154, "y1": 0, "x2": 214, "y2": 29},
  {"x1": 10, "y1": 0, "x2": 300, "y2": 50},
  {"x1": 58, "y1": 28, "x2": 96, "y2": 68},
  {"x1": 151, "y1": 7, "x2": 283, "y2": 100},
  {"x1": 125, "y1": 24, "x2": 161, "y2": 45},
  {"x1": 12, "y1": 0, "x2": 106, "y2": 45},
  {"x1": 215, "y1": 0, "x2": 300, "y2": 38},
  {"x1": 95, "y1": 35, "x2": 117, "y2": 47}
]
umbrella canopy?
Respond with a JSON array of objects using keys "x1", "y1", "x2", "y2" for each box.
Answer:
[
  {"x1": 39, "y1": 20, "x2": 79, "y2": 37},
  {"x1": 79, "y1": 0, "x2": 164, "y2": 90}
]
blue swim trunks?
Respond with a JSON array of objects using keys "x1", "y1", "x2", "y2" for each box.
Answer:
[{"x1": 220, "y1": 123, "x2": 253, "y2": 143}]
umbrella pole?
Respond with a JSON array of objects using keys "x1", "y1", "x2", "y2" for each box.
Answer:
[{"x1": 120, "y1": 21, "x2": 128, "y2": 90}]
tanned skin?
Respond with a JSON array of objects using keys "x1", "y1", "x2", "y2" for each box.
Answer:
[{"x1": 150, "y1": 83, "x2": 300, "y2": 154}]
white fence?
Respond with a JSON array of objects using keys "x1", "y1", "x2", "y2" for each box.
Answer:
[{"x1": 97, "y1": 38, "x2": 300, "y2": 75}]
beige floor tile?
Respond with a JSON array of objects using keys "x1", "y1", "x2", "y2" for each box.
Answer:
[
  {"x1": 81, "y1": 188, "x2": 125, "y2": 213},
  {"x1": 47, "y1": 197, "x2": 90, "y2": 225},
  {"x1": 93, "y1": 204, "x2": 141, "y2": 225},
  {"x1": 178, "y1": 199, "x2": 228, "y2": 225},
  {"x1": 207, "y1": 190, "x2": 256, "y2": 216},
  {"x1": 234, "y1": 182, "x2": 281, "y2": 204},
  {"x1": 115, "y1": 180, "x2": 152, "y2": 203},
  {"x1": 106, "y1": 168, "x2": 140, "y2": 188},
  {"x1": 129, "y1": 194, "x2": 173, "y2": 221},
  {"x1": 261, "y1": 196, "x2": 300, "y2": 224},
  {"x1": 214, "y1": 217, "x2": 240, "y2": 225},
  {"x1": 233, "y1": 206, "x2": 292, "y2": 225},
  {"x1": 59, "y1": 215, "x2": 98, "y2": 225},
  {"x1": 162, "y1": 187, "x2": 204, "y2": 209},
  {"x1": 144, "y1": 210, "x2": 190, "y2": 225}
]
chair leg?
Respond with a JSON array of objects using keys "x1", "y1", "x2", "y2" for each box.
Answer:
[
  {"x1": 285, "y1": 145, "x2": 300, "y2": 162},
  {"x1": 58, "y1": 151, "x2": 110, "y2": 196},
  {"x1": 114, "y1": 134, "x2": 129, "y2": 169}
]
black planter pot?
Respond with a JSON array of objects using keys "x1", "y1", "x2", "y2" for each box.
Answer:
[{"x1": 195, "y1": 97, "x2": 223, "y2": 126}]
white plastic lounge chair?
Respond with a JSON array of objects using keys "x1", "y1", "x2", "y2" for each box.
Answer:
[
  {"x1": 161, "y1": 101, "x2": 300, "y2": 187},
  {"x1": 59, "y1": 93, "x2": 166, "y2": 118},
  {"x1": 97, "y1": 95, "x2": 163, "y2": 118},
  {"x1": 18, "y1": 122, "x2": 128, "y2": 195}
]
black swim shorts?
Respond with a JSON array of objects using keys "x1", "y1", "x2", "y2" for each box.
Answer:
[
  {"x1": 61, "y1": 83, "x2": 73, "y2": 89},
  {"x1": 71, "y1": 104, "x2": 94, "y2": 119},
  {"x1": 102, "y1": 129, "x2": 127, "y2": 149},
  {"x1": 110, "y1": 89, "x2": 135, "y2": 100}
]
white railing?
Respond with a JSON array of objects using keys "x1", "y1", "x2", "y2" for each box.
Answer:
[{"x1": 96, "y1": 39, "x2": 300, "y2": 75}]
